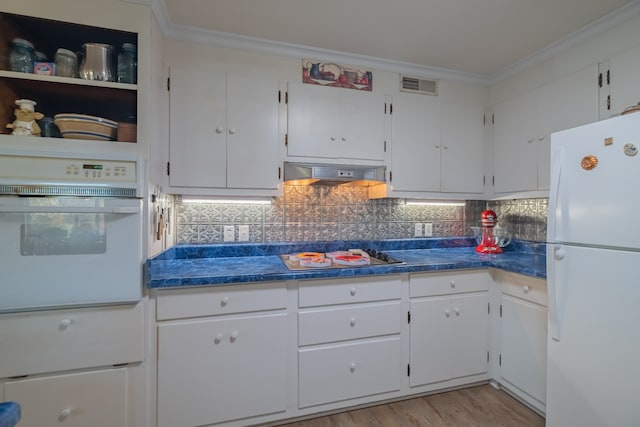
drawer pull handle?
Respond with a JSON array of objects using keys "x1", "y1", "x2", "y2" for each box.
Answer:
[
  {"x1": 59, "y1": 408, "x2": 72, "y2": 420},
  {"x1": 229, "y1": 332, "x2": 238, "y2": 343},
  {"x1": 59, "y1": 318, "x2": 74, "y2": 330},
  {"x1": 523, "y1": 285, "x2": 530, "y2": 293},
  {"x1": 350, "y1": 287, "x2": 356, "y2": 296},
  {"x1": 349, "y1": 318, "x2": 356, "y2": 327},
  {"x1": 214, "y1": 334, "x2": 223, "y2": 344},
  {"x1": 350, "y1": 363, "x2": 356, "y2": 373},
  {"x1": 220, "y1": 297, "x2": 229, "y2": 307}
]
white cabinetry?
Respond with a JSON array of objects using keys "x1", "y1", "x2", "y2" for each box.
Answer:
[
  {"x1": 493, "y1": 65, "x2": 598, "y2": 194},
  {"x1": 495, "y1": 271, "x2": 547, "y2": 414},
  {"x1": 156, "y1": 282, "x2": 288, "y2": 427},
  {"x1": 287, "y1": 82, "x2": 386, "y2": 162},
  {"x1": 609, "y1": 44, "x2": 640, "y2": 116},
  {"x1": 297, "y1": 276, "x2": 403, "y2": 408},
  {"x1": 0, "y1": 304, "x2": 144, "y2": 427},
  {"x1": 409, "y1": 270, "x2": 490, "y2": 387},
  {"x1": 391, "y1": 93, "x2": 484, "y2": 195},
  {"x1": 168, "y1": 67, "x2": 280, "y2": 193}
]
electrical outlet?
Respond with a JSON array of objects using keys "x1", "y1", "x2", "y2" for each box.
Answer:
[
  {"x1": 424, "y1": 222, "x2": 433, "y2": 237},
  {"x1": 223, "y1": 225, "x2": 235, "y2": 242},
  {"x1": 238, "y1": 225, "x2": 249, "y2": 242},
  {"x1": 414, "y1": 223, "x2": 423, "y2": 237}
]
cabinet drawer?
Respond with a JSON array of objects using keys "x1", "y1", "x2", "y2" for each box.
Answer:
[
  {"x1": 500, "y1": 272, "x2": 547, "y2": 306},
  {"x1": 298, "y1": 275, "x2": 401, "y2": 308},
  {"x1": 156, "y1": 281, "x2": 287, "y2": 320},
  {"x1": 410, "y1": 270, "x2": 490, "y2": 297},
  {"x1": 299, "y1": 302, "x2": 402, "y2": 346},
  {"x1": 298, "y1": 337, "x2": 401, "y2": 408},
  {"x1": 3, "y1": 368, "x2": 127, "y2": 427},
  {"x1": 0, "y1": 304, "x2": 143, "y2": 378}
]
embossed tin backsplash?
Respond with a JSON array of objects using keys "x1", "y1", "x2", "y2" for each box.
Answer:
[{"x1": 175, "y1": 185, "x2": 548, "y2": 244}]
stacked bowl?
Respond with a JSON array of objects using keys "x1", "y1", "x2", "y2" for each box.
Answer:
[{"x1": 54, "y1": 113, "x2": 118, "y2": 141}]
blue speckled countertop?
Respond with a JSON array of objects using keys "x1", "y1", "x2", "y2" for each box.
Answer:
[
  {"x1": 146, "y1": 238, "x2": 546, "y2": 288},
  {"x1": 0, "y1": 402, "x2": 20, "y2": 427}
]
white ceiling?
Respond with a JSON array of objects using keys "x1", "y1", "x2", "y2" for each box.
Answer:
[{"x1": 157, "y1": 0, "x2": 637, "y2": 81}]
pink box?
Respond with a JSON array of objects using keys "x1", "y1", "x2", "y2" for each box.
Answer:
[{"x1": 33, "y1": 62, "x2": 55, "y2": 76}]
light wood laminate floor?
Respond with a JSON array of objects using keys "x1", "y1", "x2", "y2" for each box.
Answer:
[{"x1": 277, "y1": 385, "x2": 545, "y2": 427}]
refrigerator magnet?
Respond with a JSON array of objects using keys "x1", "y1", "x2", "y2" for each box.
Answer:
[
  {"x1": 581, "y1": 155, "x2": 598, "y2": 170},
  {"x1": 623, "y1": 143, "x2": 637, "y2": 156}
]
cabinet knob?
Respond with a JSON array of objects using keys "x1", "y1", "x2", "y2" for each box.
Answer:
[
  {"x1": 59, "y1": 318, "x2": 74, "y2": 330},
  {"x1": 349, "y1": 363, "x2": 356, "y2": 373},
  {"x1": 349, "y1": 318, "x2": 357, "y2": 327},
  {"x1": 229, "y1": 332, "x2": 238, "y2": 343},
  {"x1": 215, "y1": 126, "x2": 225, "y2": 134},
  {"x1": 443, "y1": 145, "x2": 449, "y2": 150},
  {"x1": 527, "y1": 138, "x2": 535, "y2": 144},
  {"x1": 330, "y1": 136, "x2": 337, "y2": 141},
  {"x1": 59, "y1": 408, "x2": 72, "y2": 420},
  {"x1": 445, "y1": 309, "x2": 451, "y2": 317},
  {"x1": 341, "y1": 136, "x2": 347, "y2": 142},
  {"x1": 350, "y1": 287, "x2": 357, "y2": 296},
  {"x1": 523, "y1": 285, "x2": 530, "y2": 293},
  {"x1": 454, "y1": 307, "x2": 460, "y2": 316},
  {"x1": 450, "y1": 280, "x2": 455, "y2": 288},
  {"x1": 214, "y1": 334, "x2": 223, "y2": 344},
  {"x1": 220, "y1": 297, "x2": 229, "y2": 307},
  {"x1": 228, "y1": 127, "x2": 237, "y2": 135},
  {"x1": 537, "y1": 135, "x2": 546, "y2": 142},
  {"x1": 435, "y1": 144, "x2": 440, "y2": 149}
]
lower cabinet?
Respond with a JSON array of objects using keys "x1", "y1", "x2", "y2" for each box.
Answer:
[
  {"x1": 409, "y1": 270, "x2": 491, "y2": 387},
  {"x1": 0, "y1": 303, "x2": 144, "y2": 427},
  {"x1": 155, "y1": 282, "x2": 288, "y2": 427},
  {"x1": 495, "y1": 271, "x2": 548, "y2": 414},
  {"x1": 297, "y1": 276, "x2": 403, "y2": 408}
]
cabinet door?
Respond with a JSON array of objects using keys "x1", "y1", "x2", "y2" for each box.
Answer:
[
  {"x1": 493, "y1": 92, "x2": 539, "y2": 193},
  {"x1": 392, "y1": 92, "x2": 441, "y2": 192},
  {"x1": 157, "y1": 313, "x2": 287, "y2": 427},
  {"x1": 287, "y1": 83, "x2": 385, "y2": 161},
  {"x1": 501, "y1": 295, "x2": 547, "y2": 405},
  {"x1": 450, "y1": 293, "x2": 489, "y2": 379},
  {"x1": 610, "y1": 45, "x2": 640, "y2": 116},
  {"x1": 440, "y1": 102, "x2": 485, "y2": 193},
  {"x1": 226, "y1": 74, "x2": 279, "y2": 189},
  {"x1": 169, "y1": 66, "x2": 227, "y2": 188},
  {"x1": 409, "y1": 296, "x2": 451, "y2": 386}
]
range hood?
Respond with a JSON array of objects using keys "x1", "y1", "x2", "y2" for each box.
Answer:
[{"x1": 283, "y1": 162, "x2": 386, "y2": 186}]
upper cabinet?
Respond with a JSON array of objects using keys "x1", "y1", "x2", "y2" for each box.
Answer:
[
  {"x1": 609, "y1": 44, "x2": 640, "y2": 116},
  {"x1": 493, "y1": 65, "x2": 598, "y2": 194},
  {"x1": 389, "y1": 92, "x2": 485, "y2": 196},
  {"x1": 287, "y1": 82, "x2": 386, "y2": 162},
  {"x1": 0, "y1": 2, "x2": 149, "y2": 148},
  {"x1": 167, "y1": 66, "x2": 281, "y2": 194}
]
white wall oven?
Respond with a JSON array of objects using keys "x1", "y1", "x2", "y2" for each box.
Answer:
[{"x1": 0, "y1": 153, "x2": 142, "y2": 313}]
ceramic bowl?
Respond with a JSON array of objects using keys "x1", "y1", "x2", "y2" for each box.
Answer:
[{"x1": 54, "y1": 113, "x2": 118, "y2": 141}]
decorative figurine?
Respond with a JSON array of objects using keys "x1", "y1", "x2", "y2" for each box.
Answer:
[{"x1": 6, "y1": 99, "x2": 44, "y2": 136}]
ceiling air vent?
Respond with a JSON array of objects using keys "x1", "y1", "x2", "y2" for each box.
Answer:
[{"x1": 400, "y1": 76, "x2": 438, "y2": 96}]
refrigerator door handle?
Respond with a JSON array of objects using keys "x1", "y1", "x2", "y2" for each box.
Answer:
[
  {"x1": 548, "y1": 245, "x2": 565, "y2": 341},
  {"x1": 548, "y1": 145, "x2": 564, "y2": 242}
]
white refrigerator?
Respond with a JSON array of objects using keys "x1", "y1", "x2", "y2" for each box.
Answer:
[{"x1": 546, "y1": 113, "x2": 640, "y2": 426}]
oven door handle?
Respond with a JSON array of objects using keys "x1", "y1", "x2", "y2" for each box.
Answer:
[{"x1": 0, "y1": 206, "x2": 140, "y2": 214}]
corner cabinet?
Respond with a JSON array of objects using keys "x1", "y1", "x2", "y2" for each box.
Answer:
[
  {"x1": 287, "y1": 82, "x2": 387, "y2": 162},
  {"x1": 494, "y1": 271, "x2": 547, "y2": 415},
  {"x1": 389, "y1": 92, "x2": 485, "y2": 196},
  {"x1": 167, "y1": 66, "x2": 281, "y2": 195},
  {"x1": 0, "y1": 3, "x2": 148, "y2": 150},
  {"x1": 155, "y1": 283, "x2": 288, "y2": 427},
  {"x1": 493, "y1": 65, "x2": 598, "y2": 194},
  {"x1": 408, "y1": 270, "x2": 490, "y2": 388}
]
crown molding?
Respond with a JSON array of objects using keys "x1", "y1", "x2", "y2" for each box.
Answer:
[{"x1": 149, "y1": 0, "x2": 640, "y2": 87}]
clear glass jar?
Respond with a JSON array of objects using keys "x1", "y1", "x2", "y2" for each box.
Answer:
[
  {"x1": 9, "y1": 38, "x2": 36, "y2": 73},
  {"x1": 117, "y1": 43, "x2": 137, "y2": 84},
  {"x1": 55, "y1": 48, "x2": 78, "y2": 78}
]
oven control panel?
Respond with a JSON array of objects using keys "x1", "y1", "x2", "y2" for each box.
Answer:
[{"x1": 0, "y1": 155, "x2": 137, "y2": 185}]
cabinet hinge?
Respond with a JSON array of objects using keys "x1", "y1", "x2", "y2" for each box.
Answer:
[
  {"x1": 278, "y1": 90, "x2": 281, "y2": 103},
  {"x1": 167, "y1": 77, "x2": 170, "y2": 91},
  {"x1": 286, "y1": 91, "x2": 288, "y2": 104},
  {"x1": 278, "y1": 166, "x2": 281, "y2": 180},
  {"x1": 483, "y1": 114, "x2": 486, "y2": 125},
  {"x1": 389, "y1": 170, "x2": 393, "y2": 183},
  {"x1": 384, "y1": 140, "x2": 387, "y2": 153},
  {"x1": 483, "y1": 176, "x2": 486, "y2": 186},
  {"x1": 166, "y1": 162, "x2": 170, "y2": 176},
  {"x1": 499, "y1": 354, "x2": 502, "y2": 366},
  {"x1": 390, "y1": 103, "x2": 393, "y2": 114},
  {"x1": 407, "y1": 363, "x2": 411, "y2": 377},
  {"x1": 384, "y1": 103, "x2": 387, "y2": 114},
  {"x1": 407, "y1": 311, "x2": 411, "y2": 324},
  {"x1": 285, "y1": 133, "x2": 288, "y2": 146},
  {"x1": 607, "y1": 69, "x2": 610, "y2": 85},
  {"x1": 598, "y1": 72, "x2": 603, "y2": 88},
  {"x1": 500, "y1": 304, "x2": 502, "y2": 317},
  {"x1": 607, "y1": 95, "x2": 611, "y2": 111},
  {"x1": 488, "y1": 302, "x2": 490, "y2": 315},
  {"x1": 492, "y1": 175, "x2": 495, "y2": 186},
  {"x1": 492, "y1": 114, "x2": 494, "y2": 125},
  {"x1": 487, "y1": 351, "x2": 490, "y2": 363}
]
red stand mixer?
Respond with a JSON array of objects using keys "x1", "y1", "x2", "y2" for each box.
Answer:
[{"x1": 475, "y1": 210, "x2": 504, "y2": 254}]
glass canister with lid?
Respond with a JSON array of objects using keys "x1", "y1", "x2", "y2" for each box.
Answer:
[
  {"x1": 9, "y1": 38, "x2": 36, "y2": 73},
  {"x1": 54, "y1": 48, "x2": 78, "y2": 78},
  {"x1": 117, "y1": 43, "x2": 137, "y2": 84}
]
